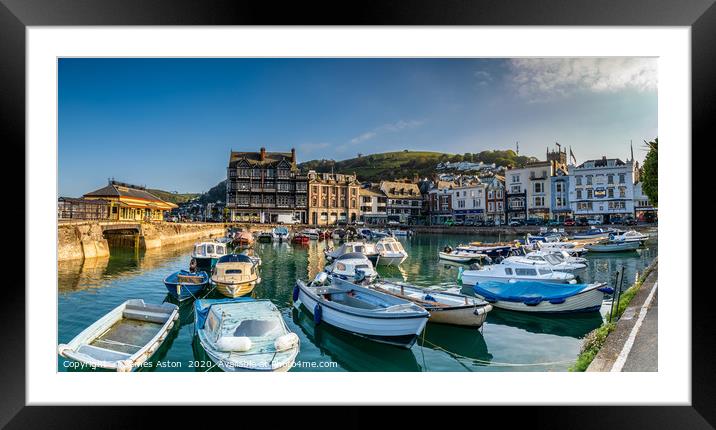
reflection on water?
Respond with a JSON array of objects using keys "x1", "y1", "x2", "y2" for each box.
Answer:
[{"x1": 58, "y1": 232, "x2": 657, "y2": 372}]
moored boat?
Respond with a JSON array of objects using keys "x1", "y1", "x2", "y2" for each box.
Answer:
[
  {"x1": 257, "y1": 230, "x2": 277, "y2": 242},
  {"x1": 163, "y1": 270, "x2": 209, "y2": 301},
  {"x1": 609, "y1": 230, "x2": 649, "y2": 244},
  {"x1": 324, "y1": 252, "x2": 379, "y2": 283},
  {"x1": 369, "y1": 281, "x2": 492, "y2": 327},
  {"x1": 212, "y1": 254, "x2": 261, "y2": 298},
  {"x1": 301, "y1": 228, "x2": 321, "y2": 240},
  {"x1": 585, "y1": 240, "x2": 640, "y2": 252},
  {"x1": 375, "y1": 236, "x2": 408, "y2": 266},
  {"x1": 458, "y1": 260, "x2": 577, "y2": 285},
  {"x1": 438, "y1": 245, "x2": 490, "y2": 263},
  {"x1": 503, "y1": 253, "x2": 586, "y2": 271},
  {"x1": 232, "y1": 231, "x2": 255, "y2": 248},
  {"x1": 572, "y1": 227, "x2": 611, "y2": 240},
  {"x1": 194, "y1": 298, "x2": 299, "y2": 371},
  {"x1": 273, "y1": 226, "x2": 290, "y2": 242},
  {"x1": 292, "y1": 233, "x2": 310, "y2": 244},
  {"x1": 191, "y1": 241, "x2": 228, "y2": 271},
  {"x1": 293, "y1": 273, "x2": 430, "y2": 348},
  {"x1": 58, "y1": 299, "x2": 179, "y2": 371},
  {"x1": 324, "y1": 241, "x2": 379, "y2": 263},
  {"x1": 472, "y1": 281, "x2": 612, "y2": 313}
]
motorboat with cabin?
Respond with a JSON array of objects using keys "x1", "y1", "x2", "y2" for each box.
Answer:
[
  {"x1": 211, "y1": 254, "x2": 261, "y2": 298},
  {"x1": 191, "y1": 241, "x2": 228, "y2": 271},
  {"x1": 324, "y1": 252, "x2": 379, "y2": 284},
  {"x1": 438, "y1": 245, "x2": 490, "y2": 264},
  {"x1": 585, "y1": 240, "x2": 640, "y2": 252},
  {"x1": 503, "y1": 253, "x2": 586, "y2": 271},
  {"x1": 458, "y1": 260, "x2": 577, "y2": 285},
  {"x1": 273, "y1": 226, "x2": 290, "y2": 242},
  {"x1": 572, "y1": 227, "x2": 611, "y2": 240},
  {"x1": 325, "y1": 241, "x2": 379, "y2": 264},
  {"x1": 609, "y1": 230, "x2": 649, "y2": 244},
  {"x1": 375, "y1": 237, "x2": 408, "y2": 266}
]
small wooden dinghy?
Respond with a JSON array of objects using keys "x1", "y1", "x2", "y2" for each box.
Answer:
[
  {"x1": 58, "y1": 299, "x2": 178, "y2": 371},
  {"x1": 163, "y1": 270, "x2": 209, "y2": 301},
  {"x1": 194, "y1": 298, "x2": 299, "y2": 371},
  {"x1": 293, "y1": 273, "x2": 430, "y2": 348},
  {"x1": 369, "y1": 281, "x2": 492, "y2": 327}
]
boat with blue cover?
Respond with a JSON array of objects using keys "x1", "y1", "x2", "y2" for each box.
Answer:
[
  {"x1": 194, "y1": 298, "x2": 300, "y2": 371},
  {"x1": 572, "y1": 227, "x2": 611, "y2": 240},
  {"x1": 293, "y1": 273, "x2": 430, "y2": 348},
  {"x1": 472, "y1": 280, "x2": 612, "y2": 313},
  {"x1": 163, "y1": 270, "x2": 209, "y2": 301}
]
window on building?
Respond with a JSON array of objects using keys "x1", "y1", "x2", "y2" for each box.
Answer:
[
  {"x1": 534, "y1": 196, "x2": 545, "y2": 207},
  {"x1": 534, "y1": 182, "x2": 544, "y2": 193},
  {"x1": 576, "y1": 176, "x2": 582, "y2": 186},
  {"x1": 607, "y1": 188, "x2": 614, "y2": 198},
  {"x1": 586, "y1": 175, "x2": 593, "y2": 185},
  {"x1": 619, "y1": 173, "x2": 626, "y2": 184},
  {"x1": 607, "y1": 174, "x2": 614, "y2": 184},
  {"x1": 587, "y1": 189, "x2": 593, "y2": 199}
]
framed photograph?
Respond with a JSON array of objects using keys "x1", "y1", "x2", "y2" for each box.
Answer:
[{"x1": 3, "y1": 0, "x2": 711, "y2": 426}]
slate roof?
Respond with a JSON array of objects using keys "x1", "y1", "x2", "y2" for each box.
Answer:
[
  {"x1": 380, "y1": 181, "x2": 421, "y2": 199},
  {"x1": 229, "y1": 150, "x2": 297, "y2": 170},
  {"x1": 84, "y1": 181, "x2": 177, "y2": 208}
]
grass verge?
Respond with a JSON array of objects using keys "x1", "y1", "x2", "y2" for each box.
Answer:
[{"x1": 569, "y1": 259, "x2": 657, "y2": 372}]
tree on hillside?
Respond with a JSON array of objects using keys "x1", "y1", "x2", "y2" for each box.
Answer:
[{"x1": 641, "y1": 138, "x2": 658, "y2": 206}]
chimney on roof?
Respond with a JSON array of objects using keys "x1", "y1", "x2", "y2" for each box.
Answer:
[
  {"x1": 260, "y1": 147, "x2": 266, "y2": 161},
  {"x1": 602, "y1": 156, "x2": 607, "y2": 160},
  {"x1": 291, "y1": 148, "x2": 296, "y2": 163}
]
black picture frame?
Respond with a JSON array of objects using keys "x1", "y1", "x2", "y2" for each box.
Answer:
[{"x1": 1, "y1": 0, "x2": 711, "y2": 427}]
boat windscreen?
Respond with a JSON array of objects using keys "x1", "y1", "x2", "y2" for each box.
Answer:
[
  {"x1": 218, "y1": 254, "x2": 253, "y2": 264},
  {"x1": 337, "y1": 252, "x2": 367, "y2": 261},
  {"x1": 233, "y1": 319, "x2": 280, "y2": 337}
]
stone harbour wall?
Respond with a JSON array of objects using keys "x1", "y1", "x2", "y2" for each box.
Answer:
[{"x1": 57, "y1": 221, "x2": 227, "y2": 262}]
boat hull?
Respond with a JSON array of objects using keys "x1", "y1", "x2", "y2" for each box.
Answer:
[
  {"x1": 461, "y1": 272, "x2": 574, "y2": 285},
  {"x1": 164, "y1": 282, "x2": 206, "y2": 301},
  {"x1": 586, "y1": 242, "x2": 640, "y2": 252},
  {"x1": 438, "y1": 252, "x2": 480, "y2": 263},
  {"x1": 214, "y1": 280, "x2": 258, "y2": 298},
  {"x1": 426, "y1": 305, "x2": 491, "y2": 326},
  {"x1": 473, "y1": 287, "x2": 605, "y2": 313},
  {"x1": 295, "y1": 282, "x2": 428, "y2": 348},
  {"x1": 193, "y1": 257, "x2": 218, "y2": 270},
  {"x1": 376, "y1": 254, "x2": 408, "y2": 266}
]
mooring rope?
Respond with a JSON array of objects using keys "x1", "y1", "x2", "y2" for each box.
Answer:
[{"x1": 420, "y1": 338, "x2": 575, "y2": 368}]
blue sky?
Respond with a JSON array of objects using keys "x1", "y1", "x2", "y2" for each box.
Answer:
[{"x1": 59, "y1": 58, "x2": 657, "y2": 196}]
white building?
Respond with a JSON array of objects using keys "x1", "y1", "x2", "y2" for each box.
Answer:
[
  {"x1": 633, "y1": 181, "x2": 657, "y2": 220},
  {"x1": 568, "y1": 156, "x2": 636, "y2": 223},
  {"x1": 451, "y1": 183, "x2": 486, "y2": 222},
  {"x1": 359, "y1": 186, "x2": 388, "y2": 224},
  {"x1": 505, "y1": 161, "x2": 554, "y2": 221}
]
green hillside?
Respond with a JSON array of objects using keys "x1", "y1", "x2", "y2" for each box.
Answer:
[
  {"x1": 193, "y1": 149, "x2": 537, "y2": 203},
  {"x1": 147, "y1": 189, "x2": 201, "y2": 204},
  {"x1": 298, "y1": 149, "x2": 537, "y2": 182}
]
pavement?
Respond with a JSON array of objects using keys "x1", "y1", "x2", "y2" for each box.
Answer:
[{"x1": 587, "y1": 260, "x2": 658, "y2": 372}]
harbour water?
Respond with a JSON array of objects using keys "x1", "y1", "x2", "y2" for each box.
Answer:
[{"x1": 58, "y1": 232, "x2": 657, "y2": 372}]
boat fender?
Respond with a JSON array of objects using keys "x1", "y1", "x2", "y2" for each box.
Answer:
[
  {"x1": 292, "y1": 284, "x2": 300, "y2": 302},
  {"x1": 216, "y1": 336, "x2": 252, "y2": 352},
  {"x1": 597, "y1": 286, "x2": 615, "y2": 294},
  {"x1": 424, "y1": 294, "x2": 437, "y2": 302},
  {"x1": 457, "y1": 267, "x2": 464, "y2": 282},
  {"x1": 275, "y1": 333, "x2": 300, "y2": 352},
  {"x1": 548, "y1": 298, "x2": 566, "y2": 304},
  {"x1": 313, "y1": 303, "x2": 322, "y2": 325},
  {"x1": 57, "y1": 344, "x2": 70, "y2": 356}
]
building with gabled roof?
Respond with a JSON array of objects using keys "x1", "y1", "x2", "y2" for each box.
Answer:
[
  {"x1": 81, "y1": 180, "x2": 178, "y2": 221},
  {"x1": 379, "y1": 181, "x2": 422, "y2": 224},
  {"x1": 226, "y1": 147, "x2": 307, "y2": 223}
]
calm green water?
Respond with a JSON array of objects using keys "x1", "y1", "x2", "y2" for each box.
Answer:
[{"x1": 58, "y1": 231, "x2": 658, "y2": 372}]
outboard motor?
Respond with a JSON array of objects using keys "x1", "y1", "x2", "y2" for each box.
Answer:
[
  {"x1": 443, "y1": 245, "x2": 453, "y2": 253},
  {"x1": 313, "y1": 271, "x2": 329, "y2": 286},
  {"x1": 469, "y1": 262, "x2": 482, "y2": 270},
  {"x1": 189, "y1": 258, "x2": 198, "y2": 273},
  {"x1": 354, "y1": 268, "x2": 366, "y2": 284},
  {"x1": 493, "y1": 256, "x2": 504, "y2": 264},
  {"x1": 483, "y1": 256, "x2": 493, "y2": 265}
]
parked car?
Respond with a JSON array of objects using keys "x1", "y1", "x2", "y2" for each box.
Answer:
[
  {"x1": 443, "y1": 219, "x2": 455, "y2": 226},
  {"x1": 587, "y1": 219, "x2": 601, "y2": 225},
  {"x1": 508, "y1": 220, "x2": 524, "y2": 226},
  {"x1": 563, "y1": 218, "x2": 576, "y2": 226},
  {"x1": 624, "y1": 216, "x2": 637, "y2": 226},
  {"x1": 609, "y1": 216, "x2": 623, "y2": 225},
  {"x1": 576, "y1": 217, "x2": 589, "y2": 226},
  {"x1": 525, "y1": 218, "x2": 543, "y2": 226},
  {"x1": 547, "y1": 219, "x2": 562, "y2": 226}
]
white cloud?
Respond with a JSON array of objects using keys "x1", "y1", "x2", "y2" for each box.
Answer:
[
  {"x1": 474, "y1": 70, "x2": 493, "y2": 86},
  {"x1": 508, "y1": 58, "x2": 657, "y2": 101},
  {"x1": 349, "y1": 119, "x2": 423, "y2": 144}
]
